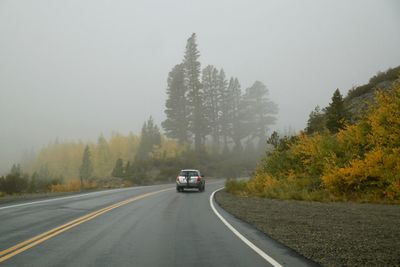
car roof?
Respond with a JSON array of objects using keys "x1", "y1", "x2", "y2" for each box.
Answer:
[{"x1": 180, "y1": 169, "x2": 200, "y2": 172}]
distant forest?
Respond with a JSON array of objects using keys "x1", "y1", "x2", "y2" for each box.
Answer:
[
  {"x1": 163, "y1": 33, "x2": 277, "y2": 152},
  {"x1": 0, "y1": 33, "x2": 278, "y2": 195}
]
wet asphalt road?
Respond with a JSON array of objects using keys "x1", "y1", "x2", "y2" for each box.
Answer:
[{"x1": 0, "y1": 180, "x2": 315, "y2": 267}]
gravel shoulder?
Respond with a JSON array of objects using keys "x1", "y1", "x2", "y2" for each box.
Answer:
[{"x1": 215, "y1": 190, "x2": 400, "y2": 267}]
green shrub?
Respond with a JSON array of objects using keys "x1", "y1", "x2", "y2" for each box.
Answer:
[{"x1": 225, "y1": 179, "x2": 248, "y2": 195}]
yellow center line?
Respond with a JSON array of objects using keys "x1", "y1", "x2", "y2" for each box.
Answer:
[{"x1": 0, "y1": 188, "x2": 171, "y2": 263}]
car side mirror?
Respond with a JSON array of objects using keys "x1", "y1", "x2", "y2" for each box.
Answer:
[{"x1": 201, "y1": 175, "x2": 205, "y2": 178}]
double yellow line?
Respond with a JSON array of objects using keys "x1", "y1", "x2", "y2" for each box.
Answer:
[{"x1": 0, "y1": 188, "x2": 170, "y2": 263}]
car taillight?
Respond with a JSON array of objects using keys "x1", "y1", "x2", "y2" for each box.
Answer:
[
  {"x1": 197, "y1": 176, "x2": 201, "y2": 182},
  {"x1": 176, "y1": 176, "x2": 179, "y2": 181}
]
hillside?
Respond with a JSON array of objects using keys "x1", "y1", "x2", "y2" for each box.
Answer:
[
  {"x1": 227, "y1": 67, "x2": 400, "y2": 203},
  {"x1": 345, "y1": 66, "x2": 400, "y2": 119}
]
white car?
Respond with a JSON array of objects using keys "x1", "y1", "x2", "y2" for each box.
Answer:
[{"x1": 176, "y1": 169, "x2": 205, "y2": 192}]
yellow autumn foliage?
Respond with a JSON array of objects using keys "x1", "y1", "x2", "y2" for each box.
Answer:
[
  {"x1": 50, "y1": 179, "x2": 82, "y2": 192},
  {"x1": 235, "y1": 81, "x2": 400, "y2": 202},
  {"x1": 27, "y1": 132, "x2": 181, "y2": 181},
  {"x1": 247, "y1": 172, "x2": 279, "y2": 197},
  {"x1": 323, "y1": 83, "x2": 400, "y2": 200}
]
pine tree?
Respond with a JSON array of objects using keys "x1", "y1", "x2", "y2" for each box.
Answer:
[
  {"x1": 29, "y1": 172, "x2": 39, "y2": 193},
  {"x1": 112, "y1": 158, "x2": 124, "y2": 177},
  {"x1": 227, "y1": 77, "x2": 243, "y2": 150},
  {"x1": 202, "y1": 65, "x2": 220, "y2": 150},
  {"x1": 137, "y1": 117, "x2": 161, "y2": 159},
  {"x1": 221, "y1": 77, "x2": 242, "y2": 149},
  {"x1": 217, "y1": 69, "x2": 230, "y2": 149},
  {"x1": 306, "y1": 106, "x2": 326, "y2": 134},
  {"x1": 162, "y1": 63, "x2": 190, "y2": 145},
  {"x1": 184, "y1": 33, "x2": 207, "y2": 151},
  {"x1": 95, "y1": 134, "x2": 111, "y2": 177},
  {"x1": 267, "y1": 131, "x2": 280, "y2": 149},
  {"x1": 38, "y1": 164, "x2": 51, "y2": 180},
  {"x1": 325, "y1": 89, "x2": 348, "y2": 133},
  {"x1": 1, "y1": 164, "x2": 29, "y2": 194},
  {"x1": 124, "y1": 161, "x2": 131, "y2": 176},
  {"x1": 241, "y1": 81, "x2": 276, "y2": 155},
  {"x1": 241, "y1": 81, "x2": 278, "y2": 143},
  {"x1": 10, "y1": 164, "x2": 22, "y2": 175},
  {"x1": 79, "y1": 145, "x2": 93, "y2": 187}
]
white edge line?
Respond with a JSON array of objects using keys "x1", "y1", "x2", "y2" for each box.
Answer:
[
  {"x1": 0, "y1": 186, "x2": 149, "y2": 211},
  {"x1": 210, "y1": 187, "x2": 283, "y2": 267}
]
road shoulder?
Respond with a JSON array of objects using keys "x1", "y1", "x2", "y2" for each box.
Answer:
[
  {"x1": 215, "y1": 190, "x2": 400, "y2": 267},
  {"x1": 211, "y1": 189, "x2": 318, "y2": 267}
]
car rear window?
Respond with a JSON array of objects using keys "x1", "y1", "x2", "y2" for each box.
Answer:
[{"x1": 179, "y1": 171, "x2": 199, "y2": 176}]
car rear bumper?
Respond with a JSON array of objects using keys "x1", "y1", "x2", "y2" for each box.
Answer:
[{"x1": 176, "y1": 181, "x2": 203, "y2": 189}]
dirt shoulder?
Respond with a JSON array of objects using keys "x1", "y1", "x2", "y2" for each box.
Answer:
[{"x1": 215, "y1": 191, "x2": 400, "y2": 267}]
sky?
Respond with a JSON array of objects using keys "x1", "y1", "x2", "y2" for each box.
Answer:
[{"x1": 0, "y1": 0, "x2": 399, "y2": 173}]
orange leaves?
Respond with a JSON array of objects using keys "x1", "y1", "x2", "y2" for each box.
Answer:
[
  {"x1": 50, "y1": 179, "x2": 99, "y2": 193},
  {"x1": 322, "y1": 148, "x2": 400, "y2": 200},
  {"x1": 50, "y1": 180, "x2": 82, "y2": 192},
  {"x1": 321, "y1": 82, "x2": 400, "y2": 201},
  {"x1": 367, "y1": 86, "x2": 400, "y2": 148},
  {"x1": 246, "y1": 173, "x2": 279, "y2": 197}
]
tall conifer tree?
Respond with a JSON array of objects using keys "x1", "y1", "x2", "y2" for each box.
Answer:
[
  {"x1": 217, "y1": 69, "x2": 230, "y2": 148},
  {"x1": 162, "y1": 63, "x2": 189, "y2": 145},
  {"x1": 227, "y1": 77, "x2": 243, "y2": 150},
  {"x1": 137, "y1": 117, "x2": 161, "y2": 159},
  {"x1": 202, "y1": 65, "x2": 219, "y2": 150},
  {"x1": 241, "y1": 81, "x2": 278, "y2": 144},
  {"x1": 95, "y1": 134, "x2": 111, "y2": 177},
  {"x1": 325, "y1": 89, "x2": 348, "y2": 133},
  {"x1": 112, "y1": 158, "x2": 124, "y2": 177},
  {"x1": 79, "y1": 145, "x2": 93, "y2": 187},
  {"x1": 184, "y1": 33, "x2": 207, "y2": 151}
]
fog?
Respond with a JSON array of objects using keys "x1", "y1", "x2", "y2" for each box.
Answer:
[{"x1": 1, "y1": 0, "x2": 399, "y2": 173}]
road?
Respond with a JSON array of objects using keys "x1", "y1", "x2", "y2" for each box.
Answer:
[{"x1": 0, "y1": 180, "x2": 316, "y2": 266}]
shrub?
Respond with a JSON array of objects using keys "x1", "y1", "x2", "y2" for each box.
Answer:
[
  {"x1": 50, "y1": 179, "x2": 98, "y2": 193},
  {"x1": 225, "y1": 179, "x2": 248, "y2": 195},
  {"x1": 231, "y1": 81, "x2": 400, "y2": 203}
]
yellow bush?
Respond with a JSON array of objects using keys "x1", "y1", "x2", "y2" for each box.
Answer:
[
  {"x1": 291, "y1": 132, "x2": 338, "y2": 177},
  {"x1": 50, "y1": 179, "x2": 82, "y2": 192},
  {"x1": 322, "y1": 82, "x2": 400, "y2": 201},
  {"x1": 243, "y1": 81, "x2": 400, "y2": 202},
  {"x1": 323, "y1": 148, "x2": 400, "y2": 200},
  {"x1": 246, "y1": 173, "x2": 279, "y2": 197},
  {"x1": 225, "y1": 179, "x2": 248, "y2": 196}
]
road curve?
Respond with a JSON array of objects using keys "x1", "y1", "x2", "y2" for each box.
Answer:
[{"x1": 0, "y1": 180, "x2": 315, "y2": 266}]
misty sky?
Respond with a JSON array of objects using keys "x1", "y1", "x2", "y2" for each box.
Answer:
[{"x1": 1, "y1": 0, "x2": 400, "y2": 173}]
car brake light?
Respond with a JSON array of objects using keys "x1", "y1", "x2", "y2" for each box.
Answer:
[
  {"x1": 176, "y1": 176, "x2": 179, "y2": 181},
  {"x1": 197, "y1": 176, "x2": 201, "y2": 182}
]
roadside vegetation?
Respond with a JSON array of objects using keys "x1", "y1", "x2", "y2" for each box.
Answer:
[
  {"x1": 227, "y1": 69, "x2": 400, "y2": 203},
  {"x1": 1, "y1": 34, "x2": 277, "y2": 197}
]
